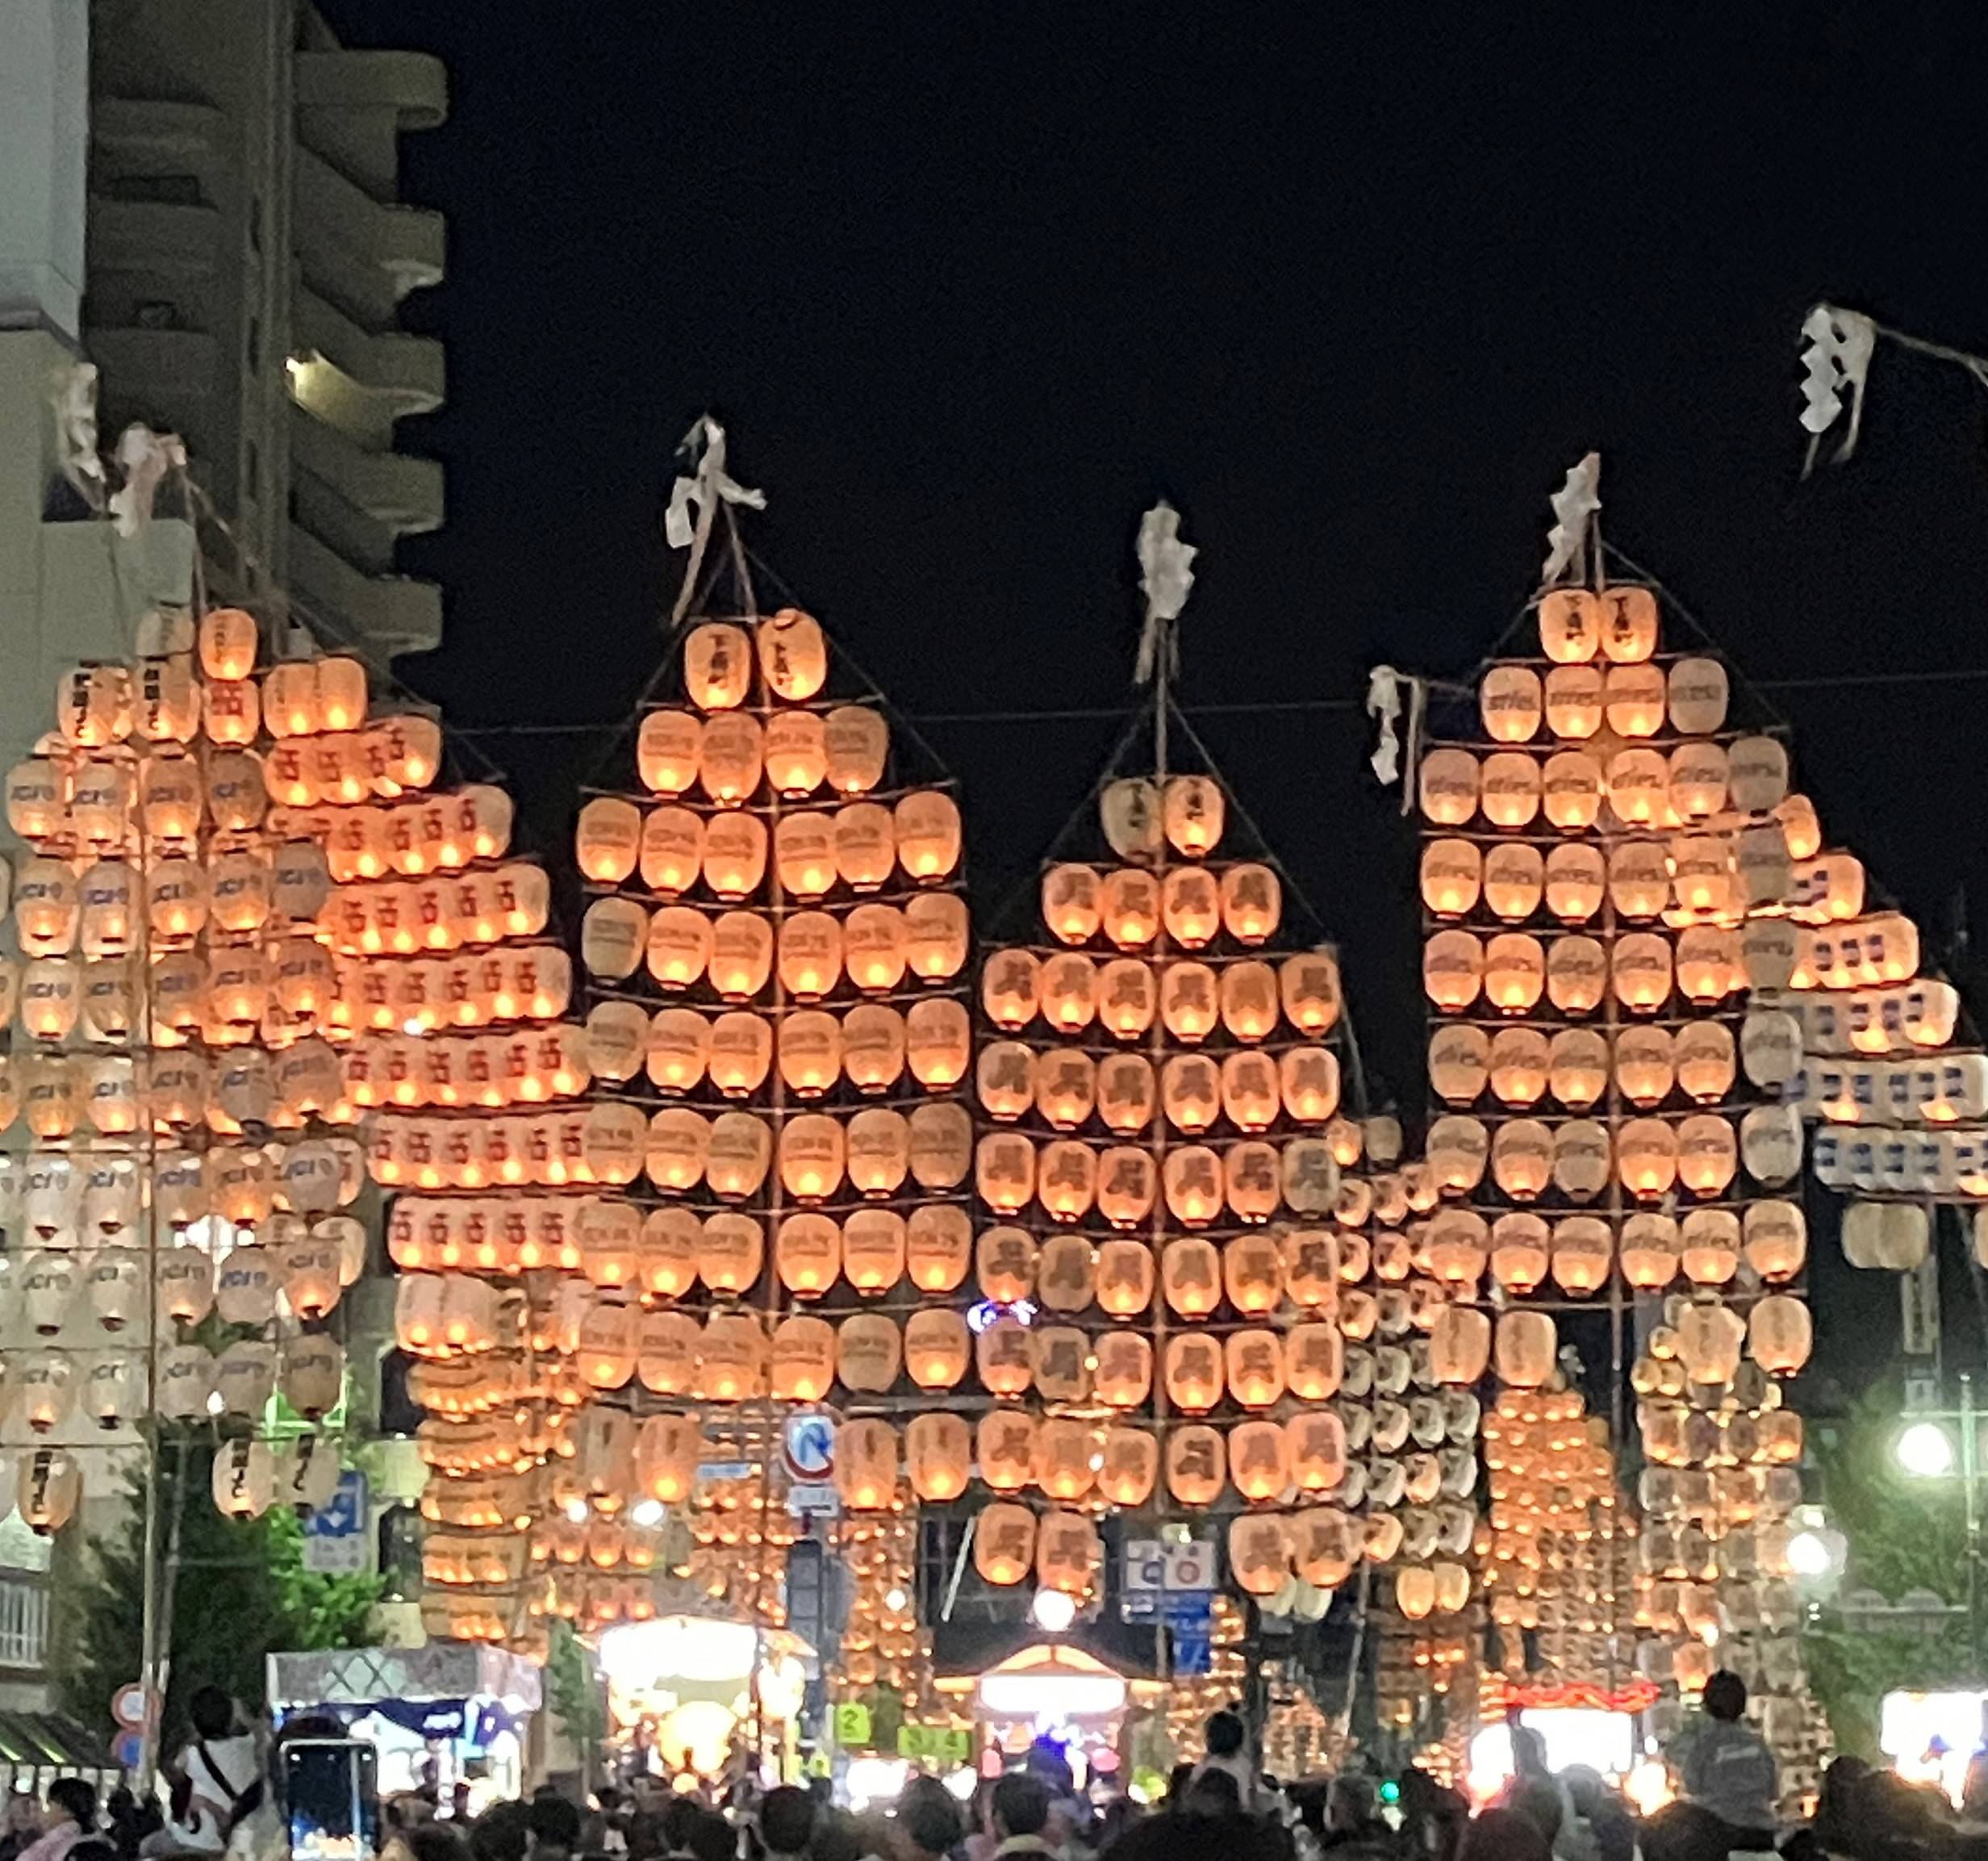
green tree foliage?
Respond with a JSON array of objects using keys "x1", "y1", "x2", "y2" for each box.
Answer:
[
  {"x1": 544, "y1": 1621, "x2": 605, "y2": 1785},
  {"x1": 1803, "y1": 1393, "x2": 1982, "y2": 1759},
  {"x1": 61, "y1": 1445, "x2": 382, "y2": 1745}
]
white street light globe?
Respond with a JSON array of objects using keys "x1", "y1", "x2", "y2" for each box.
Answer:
[
  {"x1": 1785, "y1": 1529, "x2": 1831, "y2": 1579},
  {"x1": 631, "y1": 1499, "x2": 666, "y2": 1529},
  {"x1": 1030, "y1": 1587, "x2": 1077, "y2": 1633},
  {"x1": 1897, "y1": 1420, "x2": 1957, "y2": 1478}
]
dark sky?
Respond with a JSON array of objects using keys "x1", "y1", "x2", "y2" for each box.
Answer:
[{"x1": 325, "y1": 0, "x2": 1988, "y2": 1387}]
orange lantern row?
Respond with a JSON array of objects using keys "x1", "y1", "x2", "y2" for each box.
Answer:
[
  {"x1": 973, "y1": 1129, "x2": 1339, "y2": 1226},
  {"x1": 1423, "y1": 926, "x2": 1747, "y2": 1016},
  {"x1": 1039, "y1": 860, "x2": 1282, "y2": 950},
  {"x1": 1428, "y1": 1021, "x2": 1737, "y2": 1110},
  {"x1": 972, "y1": 1224, "x2": 1356, "y2": 1316},
  {"x1": 582, "y1": 897, "x2": 963, "y2": 997},
  {"x1": 320, "y1": 864, "x2": 552, "y2": 956},
  {"x1": 577, "y1": 792, "x2": 963, "y2": 897},
  {"x1": 636, "y1": 1101, "x2": 972, "y2": 1202},
  {"x1": 982, "y1": 947, "x2": 1341, "y2": 1039},
  {"x1": 332, "y1": 947, "x2": 574, "y2": 1034},
  {"x1": 6, "y1": 1140, "x2": 363, "y2": 1236},
  {"x1": 1478, "y1": 654, "x2": 1729, "y2": 742},
  {"x1": 585, "y1": 997, "x2": 970, "y2": 1098},
  {"x1": 342, "y1": 1027, "x2": 592, "y2": 1111},
  {"x1": 975, "y1": 1040, "x2": 1340, "y2": 1133}
]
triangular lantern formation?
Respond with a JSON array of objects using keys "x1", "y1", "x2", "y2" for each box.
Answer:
[
  {"x1": 1411, "y1": 565, "x2": 1827, "y2": 1792},
  {"x1": 0, "y1": 608, "x2": 532, "y2": 1533}
]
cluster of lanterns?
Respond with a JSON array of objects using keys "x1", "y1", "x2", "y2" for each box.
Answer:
[
  {"x1": 404, "y1": 606, "x2": 979, "y2": 1641},
  {"x1": 1478, "y1": 1378, "x2": 1635, "y2": 1696},
  {"x1": 833, "y1": 1507, "x2": 931, "y2": 1705},
  {"x1": 0, "y1": 609, "x2": 488, "y2": 1528},
  {"x1": 960, "y1": 759, "x2": 1483, "y2": 1611},
  {"x1": 1414, "y1": 577, "x2": 1823, "y2": 1780}
]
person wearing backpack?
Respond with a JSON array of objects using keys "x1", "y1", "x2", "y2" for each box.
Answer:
[{"x1": 163, "y1": 1689, "x2": 259, "y2": 1856}]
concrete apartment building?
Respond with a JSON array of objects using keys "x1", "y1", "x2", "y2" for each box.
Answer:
[{"x1": 0, "y1": 0, "x2": 445, "y2": 1724}]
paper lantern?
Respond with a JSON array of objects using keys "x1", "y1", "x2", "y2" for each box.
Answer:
[
  {"x1": 974, "y1": 1503, "x2": 1038, "y2": 1585},
  {"x1": 1419, "y1": 749, "x2": 1479, "y2": 825},
  {"x1": 1480, "y1": 751, "x2": 1542, "y2": 828},
  {"x1": 1095, "y1": 867, "x2": 1158, "y2": 950},
  {"x1": 1159, "y1": 774, "x2": 1222, "y2": 855},
  {"x1": 1226, "y1": 1420, "x2": 1291, "y2": 1503},
  {"x1": 1159, "y1": 867, "x2": 1219, "y2": 949},
  {"x1": 1677, "y1": 1115, "x2": 1738, "y2": 1198},
  {"x1": 1430, "y1": 1306, "x2": 1491, "y2": 1385},
  {"x1": 282, "y1": 1336, "x2": 346, "y2": 1419},
  {"x1": 1610, "y1": 1025, "x2": 1673, "y2": 1107},
  {"x1": 975, "y1": 1314, "x2": 1034, "y2": 1397},
  {"x1": 773, "y1": 1211, "x2": 840, "y2": 1297},
  {"x1": 1668, "y1": 743, "x2": 1729, "y2": 822},
  {"x1": 1033, "y1": 1232, "x2": 1095, "y2": 1313},
  {"x1": 1077, "y1": 1331, "x2": 1151, "y2": 1411},
  {"x1": 1035, "y1": 1421, "x2": 1096, "y2": 1503},
  {"x1": 1488, "y1": 1027, "x2": 1550, "y2": 1108},
  {"x1": 1166, "y1": 1425, "x2": 1227, "y2": 1507},
  {"x1": 1484, "y1": 934, "x2": 1544, "y2": 1013},
  {"x1": 1678, "y1": 1208, "x2": 1740, "y2": 1286},
  {"x1": 1741, "y1": 1105, "x2": 1804, "y2": 1185},
  {"x1": 1098, "y1": 1428, "x2": 1159, "y2": 1508},
  {"x1": 1621, "y1": 1214, "x2": 1680, "y2": 1290},
  {"x1": 1423, "y1": 930, "x2": 1482, "y2": 1012},
  {"x1": 1490, "y1": 1120, "x2": 1553, "y2": 1200},
  {"x1": 1494, "y1": 1310, "x2": 1556, "y2": 1388},
  {"x1": 1161, "y1": 1156, "x2": 1226, "y2": 1248},
  {"x1": 1425, "y1": 1208, "x2": 1488, "y2": 1286},
  {"x1": 1482, "y1": 843, "x2": 1543, "y2": 922},
  {"x1": 1675, "y1": 1022, "x2": 1738, "y2": 1103},
  {"x1": 1038, "y1": 864, "x2": 1102, "y2": 945},
  {"x1": 576, "y1": 798, "x2": 642, "y2": 883},
  {"x1": 1280, "y1": 951, "x2": 1342, "y2": 1031},
  {"x1": 1162, "y1": 1333, "x2": 1225, "y2": 1412},
  {"x1": 1605, "y1": 841, "x2": 1668, "y2": 921},
  {"x1": 763, "y1": 1312, "x2": 834, "y2": 1399},
  {"x1": 1676, "y1": 927, "x2": 1740, "y2": 1004},
  {"x1": 16, "y1": 1353, "x2": 74, "y2": 1433},
  {"x1": 763, "y1": 710, "x2": 827, "y2": 797},
  {"x1": 1481, "y1": 663, "x2": 1543, "y2": 741},
  {"x1": 1427, "y1": 1024, "x2": 1489, "y2": 1106},
  {"x1": 1744, "y1": 1202, "x2": 1806, "y2": 1282},
  {"x1": 1609, "y1": 932, "x2": 1672, "y2": 1014},
  {"x1": 837, "y1": 1312, "x2": 904, "y2": 1395},
  {"x1": 1541, "y1": 751, "x2": 1604, "y2": 831},
  {"x1": 895, "y1": 791, "x2": 962, "y2": 881},
  {"x1": 637, "y1": 1311, "x2": 700, "y2": 1394},
  {"x1": 905, "y1": 1414, "x2": 971, "y2": 1503},
  {"x1": 15, "y1": 1449, "x2": 81, "y2": 1536},
  {"x1": 1228, "y1": 1516, "x2": 1293, "y2": 1597},
  {"x1": 902, "y1": 890, "x2": 968, "y2": 981},
  {"x1": 1602, "y1": 659, "x2": 1665, "y2": 737},
  {"x1": 1427, "y1": 1115, "x2": 1489, "y2": 1194},
  {"x1": 1420, "y1": 839, "x2": 1481, "y2": 918},
  {"x1": 58, "y1": 664, "x2": 132, "y2": 745},
  {"x1": 693, "y1": 1210, "x2": 762, "y2": 1293},
  {"x1": 1489, "y1": 1213, "x2": 1550, "y2": 1291},
  {"x1": 1539, "y1": 588, "x2": 1602, "y2": 663},
  {"x1": 1676, "y1": 1301, "x2": 1745, "y2": 1385},
  {"x1": 704, "y1": 815, "x2": 770, "y2": 902},
  {"x1": 1217, "y1": 864, "x2": 1280, "y2": 945},
  {"x1": 1551, "y1": 1216, "x2": 1613, "y2": 1294},
  {"x1": 697, "y1": 1313, "x2": 768, "y2": 1403},
  {"x1": 904, "y1": 1309, "x2": 970, "y2": 1391},
  {"x1": 904, "y1": 1205, "x2": 970, "y2": 1294},
  {"x1": 1727, "y1": 736, "x2": 1790, "y2": 816}
]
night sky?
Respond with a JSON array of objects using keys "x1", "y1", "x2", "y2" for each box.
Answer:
[{"x1": 324, "y1": 1, "x2": 1988, "y2": 1391}]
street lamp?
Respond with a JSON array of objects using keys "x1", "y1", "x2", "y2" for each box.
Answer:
[
  {"x1": 1030, "y1": 1587, "x2": 1077, "y2": 1633},
  {"x1": 1786, "y1": 1529, "x2": 1833, "y2": 1579},
  {"x1": 1898, "y1": 1420, "x2": 1958, "y2": 1479}
]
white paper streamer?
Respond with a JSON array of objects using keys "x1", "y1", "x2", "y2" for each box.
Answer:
[
  {"x1": 665, "y1": 416, "x2": 766, "y2": 629},
  {"x1": 1798, "y1": 303, "x2": 1877, "y2": 472},
  {"x1": 1367, "y1": 666, "x2": 1405, "y2": 784},
  {"x1": 1541, "y1": 452, "x2": 1602, "y2": 588},
  {"x1": 107, "y1": 424, "x2": 185, "y2": 537},
  {"x1": 1134, "y1": 500, "x2": 1196, "y2": 685},
  {"x1": 52, "y1": 362, "x2": 105, "y2": 508}
]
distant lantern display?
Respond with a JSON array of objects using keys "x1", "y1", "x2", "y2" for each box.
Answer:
[
  {"x1": 1405, "y1": 472, "x2": 1852, "y2": 1801},
  {"x1": 954, "y1": 504, "x2": 1422, "y2": 1629},
  {"x1": 557, "y1": 539, "x2": 973, "y2": 1656},
  {"x1": 0, "y1": 612, "x2": 541, "y2": 1537}
]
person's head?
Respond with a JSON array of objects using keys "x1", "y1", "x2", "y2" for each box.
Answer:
[
  {"x1": 1203, "y1": 1711, "x2": 1245, "y2": 1761},
  {"x1": 1702, "y1": 1670, "x2": 1748, "y2": 1723},
  {"x1": 595, "y1": 1790, "x2": 623, "y2": 1817},
  {"x1": 527, "y1": 1796, "x2": 583, "y2": 1859},
  {"x1": 407, "y1": 1825, "x2": 473, "y2": 1861},
  {"x1": 896, "y1": 1779, "x2": 962, "y2": 1861},
  {"x1": 1182, "y1": 1770, "x2": 1241, "y2": 1820},
  {"x1": 469, "y1": 1800, "x2": 531, "y2": 1861},
  {"x1": 681, "y1": 1811, "x2": 731, "y2": 1861},
  {"x1": 757, "y1": 1786, "x2": 813, "y2": 1859},
  {"x1": 991, "y1": 1774, "x2": 1050, "y2": 1842},
  {"x1": 45, "y1": 1781, "x2": 97, "y2": 1833},
  {"x1": 806, "y1": 1810, "x2": 862, "y2": 1861},
  {"x1": 1507, "y1": 1778, "x2": 1561, "y2": 1848},
  {"x1": 64, "y1": 1842, "x2": 116, "y2": 1861},
  {"x1": 1166, "y1": 1763, "x2": 1197, "y2": 1807},
  {"x1": 1635, "y1": 1803, "x2": 1730, "y2": 1861},
  {"x1": 1326, "y1": 1773, "x2": 1376, "y2": 1832},
  {"x1": 187, "y1": 1687, "x2": 236, "y2": 1742},
  {"x1": 1458, "y1": 1808, "x2": 1551, "y2": 1861},
  {"x1": 658, "y1": 1796, "x2": 704, "y2": 1856},
  {"x1": 4, "y1": 1796, "x2": 36, "y2": 1834},
  {"x1": 1025, "y1": 1738, "x2": 1073, "y2": 1800}
]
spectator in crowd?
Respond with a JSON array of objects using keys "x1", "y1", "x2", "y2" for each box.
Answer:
[
  {"x1": 990, "y1": 1776, "x2": 1055, "y2": 1859},
  {"x1": 19, "y1": 1781, "x2": 99, "y2": 1861},
  {"x1": 1635, "y1": 1804, "x2": 1731, "y2": 1861},
  {"x1": 1677, "y1": 1672, "x2": 1778, "y2": 1855},
  {"x1": 895, "y1": 1779, "x2": 963, "y2": 1861},
  {"x1": 1192, "y1": 1713, "x2": 1261, "y2": 1817},
  {"x1": 524, "y1": 1795, "x2": 582, "y2": 1861},
  {"x1": 0, "y1": 1797, "x2": 40, "y2": 1861},
  {"x1": 754, "y1": 1786, "x2": 812, "y2": 1861},
  {"x1": 1458, "y1": 1809, "x2": 1552, "y2": 1861}
]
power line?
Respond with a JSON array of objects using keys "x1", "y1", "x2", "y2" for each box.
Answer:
[{"x1": 447, "y1": 663, "x2": 1988, "y2": 739}]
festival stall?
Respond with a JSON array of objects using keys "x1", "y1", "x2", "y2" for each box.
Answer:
[
  {"x1": 268, "y1": 1645, "x2": 541, "y2": 1808},
  {"x1": 593, "y1": 1616, "x2": 812, "y2": 1782}
]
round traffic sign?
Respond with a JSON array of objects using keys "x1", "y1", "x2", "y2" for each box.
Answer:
[
  {"x1": 782, "y1": 1411, "x2": 835, "y2": 1482},
  {"x1": 111, "y1": 1683, "x2": 148, "y2": 1730}
]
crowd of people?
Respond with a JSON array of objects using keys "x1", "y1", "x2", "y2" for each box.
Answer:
[{"x1": 0, "y1": 1671, "x2": 1981, "y2": 1861}]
